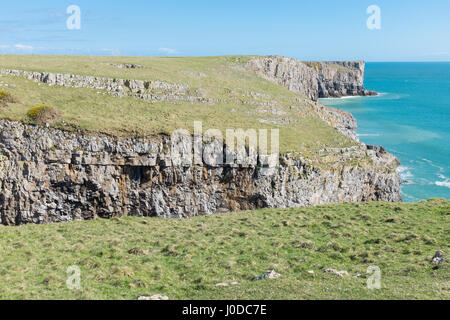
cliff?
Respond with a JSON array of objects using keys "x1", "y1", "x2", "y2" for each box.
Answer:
[
  {"x1": 246, "y1": 56, "x2": 377, "y2": 100},
  {"x1": 0, "y1": 120, "x2": 400, "y2": 225},
  {"x1": 0, "y1": 55, "x2": 400, "y2": 225}
]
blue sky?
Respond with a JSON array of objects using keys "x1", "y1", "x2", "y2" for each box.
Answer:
[{"x1": 0, "y1": 0, "x2": 449, "y2": 61}]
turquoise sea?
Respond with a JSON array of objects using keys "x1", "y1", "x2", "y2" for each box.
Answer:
[{"x1": 320, "y1": 62, "x2": 450, "y2": 202}]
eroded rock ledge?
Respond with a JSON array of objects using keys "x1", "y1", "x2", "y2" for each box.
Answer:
[
  {"x1": 0, "y1": 68, "x2": 211, "y2": 104},
  {"x1": 246, "y1": 56, "x2": 377, "y2": 100},
  {"x1": 0, "y1": 120, "x2": 401, "y2": 225}
]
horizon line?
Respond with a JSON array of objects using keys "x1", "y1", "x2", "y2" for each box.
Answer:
[{"x1": 0, "y1": 53, "x2": 449, "y2": 63}]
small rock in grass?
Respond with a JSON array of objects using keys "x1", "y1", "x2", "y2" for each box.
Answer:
[
  {"x1": 255, "y1": 270, "x2": 281, "y2": 280},
  {"x1": 324, "y1": 268, "x2": 350, "y2": 277},
  {"x1": 307, "y1": 270, "x2": 315, "y2": 275},
  {"x1": 336, "y1": 270, "x2": 350, "y2": 277},
  {"x1": 432, "y1": 250, "x2": 444, "y2": 269},
  {"x1": 128, "y1": 247, "x2": 146, "y2": 255},
  {"x1": 214, "y1": 283, "x2": 229, "y2": 288},
  {"x1": 266, "y1": 270, "x2": 281, "y2": 279},
  {"x1": 138, "y1": 294, "x2": 169, "y2": 300}
]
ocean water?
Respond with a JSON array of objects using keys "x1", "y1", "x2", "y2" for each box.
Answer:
[{"x1": 320, "y1": 62, "x2": 450, "y2": 202}]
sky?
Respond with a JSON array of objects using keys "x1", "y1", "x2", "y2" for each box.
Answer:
[{"x1": 0, "y1": 0, "x2": 449, "y2": 61}]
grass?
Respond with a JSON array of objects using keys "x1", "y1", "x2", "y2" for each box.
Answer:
[
  {"x1": 0, "y1": 54, "x2": 359, "y2": 158},
  {"x1": 0, "y1": 199, "x2": 448, "y2": 300},
  {"x1": 0, "y1": 90, "x2": 16, "y2": 108},
  {"x1": 0, "y1": 55, "x2": 256, "y2": 83}
]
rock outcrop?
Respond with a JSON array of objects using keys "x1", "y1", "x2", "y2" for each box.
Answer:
[
  {"x1": 305, "y1": 99, "x2": 359, "y2": 140},
  {"x1": 0, "y1": 68, "x2": 212, "y2": 104},
  {"x1": 106, "y1": 63, "x2": 144, "y2": 69},
  {"x1": 246, "y1": 56, "x2": 377, "y2": 100},
  {"x1": 0, "y1": 120, "x2": 401, "y2": 225}
]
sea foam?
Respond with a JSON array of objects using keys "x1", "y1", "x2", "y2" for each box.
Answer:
[
  {"x1": 435, "y1": 181, "x2": 450, "y2": 188},
  {"x1": 397, "y1": 166, "x2": 413, "y2": 181}
]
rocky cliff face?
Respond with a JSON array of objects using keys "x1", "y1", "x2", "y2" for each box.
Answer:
[
  {"x1": 246, "y1": 56, "x2": 377, "y2": 100},
  {"x1": 0, "y1": 57, "x2": 401, "y2": 225},
  {"x1": 0, "y1": 120, "x2": 400, "y2": 225}
]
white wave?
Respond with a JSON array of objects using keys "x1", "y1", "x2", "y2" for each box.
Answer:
[
  {"x1": 397, "y1": 166, "x2": 413, "y2": 180},
  {"x1": 320, "y1": 92, "x2": 383, "y2": 101},
  {"x1": 397, "y1": 166, "x2": 409, "y2": 173},
  {"x1": 422, "y1": 158, "x2": 445, "y2": 172},
  {"x1": 339, "y1": 95, "x2": 364, "y2": 99},
  {"x1": 435, "y1": 181, "x2": 450, "y2": 188},
  {"x1": 358, "y1": 133, "x2": 381, "y2": 137}
]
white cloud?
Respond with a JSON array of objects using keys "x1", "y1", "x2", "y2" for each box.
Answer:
[
  {"x1": 0, "y1": 45, "x2": 10, "y2": 49},
  {"x1": 14, "y1": 44, "x2": 33, "y2": 50},
  {"x1": 158, "y1": 47, "x2": 178, "y2": 55}
]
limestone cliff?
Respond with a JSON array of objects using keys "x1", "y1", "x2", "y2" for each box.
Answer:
[
  {"x1": 0, "y1": 120, "x2": 400, "y2": 225},
  {"x1": 0, "y1": 56, "x2": 401, "y2": 226},
  {"x1": 246, "y1": 56, "x2": 377, "y2": 100}
]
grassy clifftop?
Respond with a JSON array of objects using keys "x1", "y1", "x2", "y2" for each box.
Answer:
[
  {"x1": 0, "y1": 55, "x2": 356, "y2": 157},
  {"x1": 0, "y1": 55, "x2": 255, "y2": 83},
  {"x1": 0, "y1": 199, "x2": 448, "y2": 300}
]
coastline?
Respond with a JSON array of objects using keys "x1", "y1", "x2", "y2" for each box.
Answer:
[
  {"x1": 319, "y1": 91, "x2": 383, "y2": 100},
  {"x1": 320, "y1": 62, "x2": 450, "y2": 202}
]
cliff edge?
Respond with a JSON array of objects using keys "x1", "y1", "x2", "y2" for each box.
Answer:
[
  {"x1": 0, "y1": 119, "x2": 400, "y2": 225},
  {"x1": 246, "y1": 56, "x2": 377, "y2": 100},
  {"x1": 0, "y1": 55, "x2": 400, "y2": 225}
]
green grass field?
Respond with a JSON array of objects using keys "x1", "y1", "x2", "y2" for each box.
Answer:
[{"x1": 0, "y1": 199, "x2": 448, "y2": 300}]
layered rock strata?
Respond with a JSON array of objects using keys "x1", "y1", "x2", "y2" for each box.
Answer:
[
  {"x1": 246, "y1": 56, "x2": 377, "y2": 100},
  {"x1": 0, "y1": 120, "x2": 401, "y2": 225}
]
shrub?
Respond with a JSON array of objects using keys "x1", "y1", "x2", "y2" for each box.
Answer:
[
  {"x1": 27, "y1": 105, "x2": 62, "y2": 125},
  {"x1": 0, "y1": 90, "x2": 16, "y2": 108}
]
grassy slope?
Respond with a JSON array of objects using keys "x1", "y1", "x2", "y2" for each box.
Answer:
[
  {"x1": 0, "y1": 55, "x2": 356, "y2": 155},
  {"x1": 0, "y1": 199, "x2": 448, "y2": 300},
  {"x1": 0, "y1": 55, "x2": 254, "y2": 82}
]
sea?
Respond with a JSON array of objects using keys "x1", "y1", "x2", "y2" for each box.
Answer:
[{"x1": 319, "y1": 62, "x2": 450, "y2": 202}]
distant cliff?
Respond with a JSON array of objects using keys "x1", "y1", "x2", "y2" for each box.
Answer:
[{"x1": 246, "y1": 56, "x2": 377, "y2": 100}]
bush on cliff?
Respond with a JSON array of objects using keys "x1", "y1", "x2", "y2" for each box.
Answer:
[{"x1": 27, "y1": 105, "x2": 62, "y2": 125}]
